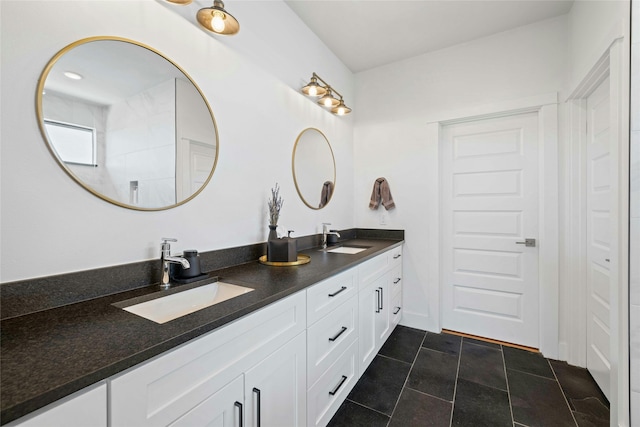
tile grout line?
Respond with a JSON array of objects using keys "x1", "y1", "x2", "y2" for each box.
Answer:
[
  {"x1": 448, "y1": 336, "x2": 463, "y2": 427},
  {"x1": 501, "y1": 344, "x2": 517, "y2": 427},
  {"x1": 385, "y1": 330, "x2": 429, "y2": 427},
  {"x1": 548, "y1": 359, "x2": 580, "y2": 427},
  {"x1": 344, "y1": 398, "x2": 393, "y2": 420}
]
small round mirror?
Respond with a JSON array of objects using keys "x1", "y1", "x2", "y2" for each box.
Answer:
[
  {"x1": 36, "y1": 37, "x2": 218, "y2": 210},
  {"x1": 292, "y1": 128, "x2": 336, "y2": 209}
]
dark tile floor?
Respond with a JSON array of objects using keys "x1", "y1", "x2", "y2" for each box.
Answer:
[{"x1": 328, "y1": 326, "x2": 610, "y2": 427}]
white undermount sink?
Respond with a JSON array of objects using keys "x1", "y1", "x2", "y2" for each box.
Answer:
[
  {"x1": 122, "y1": 281, "x2": 254, "y2": 324},
  {"x1": 325, "y1": 246, "x2": 369, "y2": 254}
]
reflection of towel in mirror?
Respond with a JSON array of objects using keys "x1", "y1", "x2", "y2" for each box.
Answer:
[
  {"x1": 319, "y1": 181, "x2": 334, "y2": 208},
  {"x1": 369, "y1": 177, "x2": 395, "y2": 210}
]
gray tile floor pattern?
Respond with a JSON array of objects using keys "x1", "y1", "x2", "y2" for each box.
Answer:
[{"x1": 328, "y1": 326, "x2": 610, "y2": 427}]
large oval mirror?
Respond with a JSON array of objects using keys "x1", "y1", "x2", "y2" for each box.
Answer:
[
  {"x1": 36, "y1": 37, "x2": 218, "y2": 211},
  {"x1": 292, "y1": 128, "x2": 336, "y2": 209}
]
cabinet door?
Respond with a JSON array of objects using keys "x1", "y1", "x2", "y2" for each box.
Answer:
[
  {"x1": 358, "y1": 273, "x2": 386, "y2": 374},
  {"x1": 375, "y1": 272, "x2": 391, "y2": 345},
  {"x1": 170, "y1": 375, "x2": 244, "y2": 427},
  {"x1": 245, "y1": 333, "x2": 306, "y2": 427}
]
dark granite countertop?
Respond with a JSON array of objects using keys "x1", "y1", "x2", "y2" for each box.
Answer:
[{"x1": 0, "y1": 237, "x2": 403, "y2": 424}]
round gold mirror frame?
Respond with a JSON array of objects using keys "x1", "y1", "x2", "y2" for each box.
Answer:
[
  {"x1": 292, "y1": 128, "x2": 336, "y2": 210},
  {"x1": 36, "y1": 36, "x2": 219, "y2": 211}
]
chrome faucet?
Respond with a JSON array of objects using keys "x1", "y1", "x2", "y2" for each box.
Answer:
[
  {"x1": 322, "y1": 223, "x2": 341, "y2": 249},
  {"x1": 160, "y1": 238, "x2": 190, "y2": 290}
]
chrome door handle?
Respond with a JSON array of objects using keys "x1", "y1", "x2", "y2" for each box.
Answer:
[{"x1": 515, "y1": 238, "x2": 536, "y2": 247}]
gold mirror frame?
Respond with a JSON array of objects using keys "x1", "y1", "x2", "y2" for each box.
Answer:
[
  {"x1": 292, "y1": 128, "x2": 336, "y2": 210},
  {"x1": 36, "y1": 36, "x2": 219, "y2": 211}
]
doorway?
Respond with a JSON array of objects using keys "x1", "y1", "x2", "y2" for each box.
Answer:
[{"x1": 441, "y1": 112, "x2": 541, "y2": 348}]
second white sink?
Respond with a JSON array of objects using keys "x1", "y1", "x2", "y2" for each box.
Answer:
[
  {"x1": 122, "y1": 281, "x2": 254, "y2": 324},
  {"x1": 325, "y1": 246, "x2": 369, "y2": 254}
]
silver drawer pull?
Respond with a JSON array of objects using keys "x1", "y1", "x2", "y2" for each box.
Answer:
[
  {"x1": 329, "y1": 326, "x2": 348, "y2": 342},
  {"x1": 328, "y1": 286, "x2": 347, "y2": 297},
  {"x1": 329, "y1": 375, "x2": 348, "y2": 396},
  {"x1": 393, "y1": 278, "x2": 401, "y2": 284}
]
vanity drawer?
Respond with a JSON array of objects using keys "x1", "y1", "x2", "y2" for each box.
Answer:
[
  {"x1": 307, "y1": 294, "x2": 358, "y2": 387},
  {"x1": 307, "y1": 268, "x2": 357, "y2": 326},
  {"x1": 307, "y1": 340, "x2": 358, "y2": 427}
]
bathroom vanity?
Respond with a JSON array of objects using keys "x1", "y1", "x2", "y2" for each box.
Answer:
[{"x1": 1, "y1": 236, "x2": 403, "y2": 427}]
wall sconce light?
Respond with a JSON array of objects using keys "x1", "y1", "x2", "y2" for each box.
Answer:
[
  {"x1": 301, "y1": 73, "x2": 351, "y2": 116},
  {"x1": 166, "y1": 0, "x2": 240, "y2": 35}
]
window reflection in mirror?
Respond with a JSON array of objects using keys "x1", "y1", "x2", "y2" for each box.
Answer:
[
  {"x1": 292, "y1": 128, "x2": 336, "y2": 209},
  {"x1": 37, "y1": 37, "x2": 218, "y2": 211}
]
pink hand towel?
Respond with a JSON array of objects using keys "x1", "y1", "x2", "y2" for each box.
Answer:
[{"x1": 369, "y1": 177, "x2": 395, "y2": 210}]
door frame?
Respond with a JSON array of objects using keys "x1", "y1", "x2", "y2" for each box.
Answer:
[
  {"x1": 425, "y1": 93, "x2": 560, "y2": 358},
  {"x1": 565, "y1": 38, "x2": 629, "y2": 426}
]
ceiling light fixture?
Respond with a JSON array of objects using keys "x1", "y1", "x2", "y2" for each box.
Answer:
[
  {"x1": 301, "y1": 73, "x2": 351, "y2": 115},
  {"x1": 196, "y1": 0, "x2": 240, "y2": 35}
]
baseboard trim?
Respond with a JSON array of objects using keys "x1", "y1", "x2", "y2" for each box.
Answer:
[{"x1": 442, "y1": 329, "x2": 540, "y2": 353}]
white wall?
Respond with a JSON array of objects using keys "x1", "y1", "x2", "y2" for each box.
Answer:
[
  {"x1": 353, "y1": 16, "x2": 568, "y2": 333},
  {"x1": 0, "y1": 0, "x2": 355, "y2": 282}
]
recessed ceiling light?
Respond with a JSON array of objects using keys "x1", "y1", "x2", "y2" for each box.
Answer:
[{"x1": 64, "y1": 71, "x2": 83, "y2": 80}]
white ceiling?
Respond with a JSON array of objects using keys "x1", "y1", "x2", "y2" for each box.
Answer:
[{"x1": 284, "y1": 0, "x2": 574, "y2": 73}]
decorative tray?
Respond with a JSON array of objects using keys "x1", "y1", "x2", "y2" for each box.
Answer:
[{"x1": 258, "y1": 254, "x2": 311, "y2": 266}]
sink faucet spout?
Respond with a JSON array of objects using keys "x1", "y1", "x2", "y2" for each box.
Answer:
[{"x1": 160, "y1": 238, "x2": 191, "y2": 290}]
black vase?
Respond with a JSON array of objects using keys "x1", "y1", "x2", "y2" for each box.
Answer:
[
  {"x1": 268, "y1": 224, "x2": 278, "y2": 241},
  {"x1": 267, "y1": 225, "x2": 278, "y2": 261}
]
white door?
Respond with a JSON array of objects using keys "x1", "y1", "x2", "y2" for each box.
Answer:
[
  {"x1": 586, "y1": 76, "x2": 612, "y2": 399},
  {"x1": 441, "y1": 112, "x2": 540, "y2": 347},
  {"x1": 176, "y1": 138, "x2": 216, "y2": 202}
]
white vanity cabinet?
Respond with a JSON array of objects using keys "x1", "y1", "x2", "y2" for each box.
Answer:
[
  {"x1": 6, "y1": 383, "x2": 107, "y2": 427},
  {"x1": 358, "y1": 246, "x2": 403, "y2": 374},
  {"x1": 7, "y1": 243, "x2": 403, "y2": 427},
  {"x1": 110, "y1": 291, "x2": 306, "y2": 427}
]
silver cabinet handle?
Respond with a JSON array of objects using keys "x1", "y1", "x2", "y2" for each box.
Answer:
[
  {"x1": 393, "y1": 307, "x2": 401, "y2": 315},
  {"x1": 375, "y1": 289, "x2": 381, "y2": 313}
]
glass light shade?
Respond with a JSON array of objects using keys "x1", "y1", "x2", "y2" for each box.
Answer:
[
  {"x1": 302, "y1": 79, "x2": 327, "y2": 97},
  {"x1": 331, "y1": 100, "x2": 352, "y2": 115},
  {"x1": 166, "y1": 0, "x2": 192, "y2": 4},
  {"x1": 197, "y1": 0, "x2": 240, "y2": 35},
  {"x1": 318, "y1": 91, "x2": 340, "y2": 107}
]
